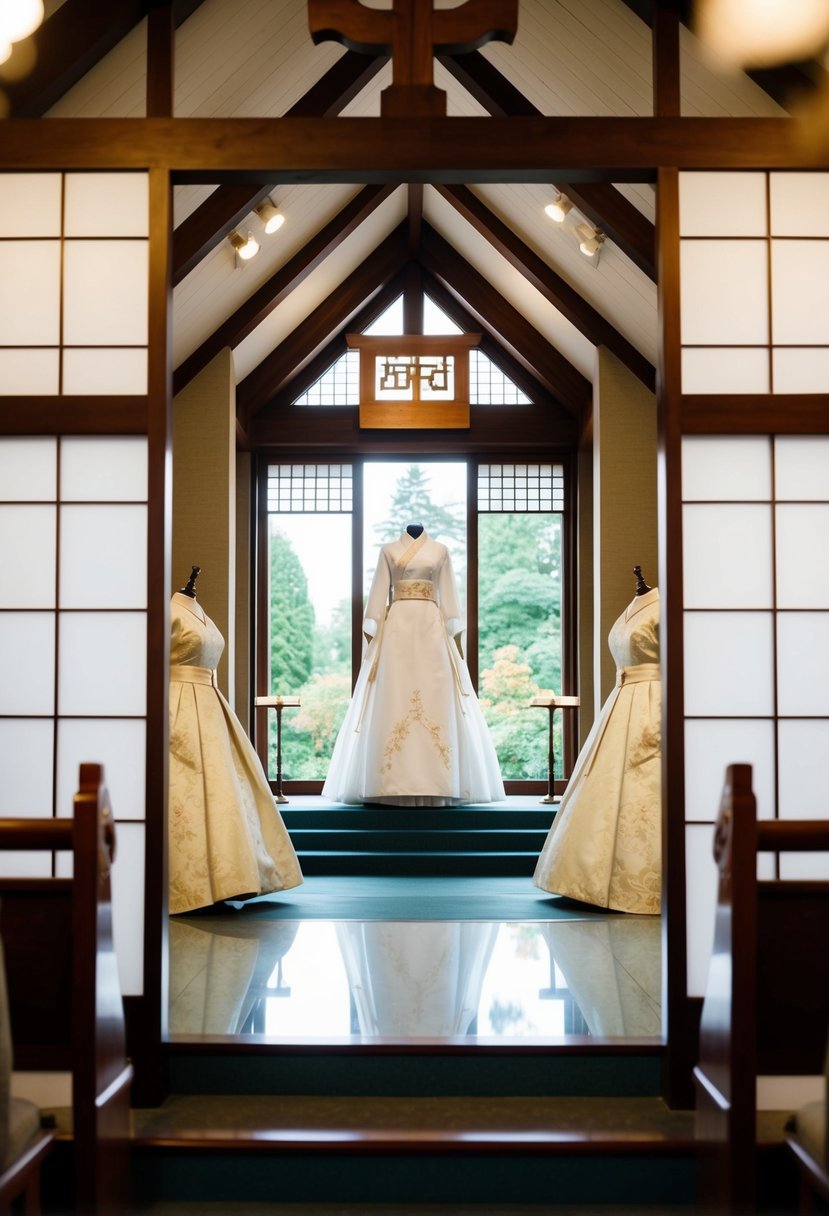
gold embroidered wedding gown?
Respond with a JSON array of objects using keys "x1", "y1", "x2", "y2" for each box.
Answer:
[
  {"x1": 533, "y1": 587, "x2": 661, "y2": 914},
  {"x1": 322, "y1": 531, "x2": 504, "y2": 806},
  {"x1": 168, "y1": 592, "x2": 303, "y2": 914}
]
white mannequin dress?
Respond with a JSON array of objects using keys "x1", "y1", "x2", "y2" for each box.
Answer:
[
  {"x1": 168, "y1": 592, "x2": 303, "y2": 914},
  {"x1": 322, "y1": 531, "x2": 504, "y2": 806},
  {"x1": 533, "y1": 587, "x2": 661, "y2": 914}
]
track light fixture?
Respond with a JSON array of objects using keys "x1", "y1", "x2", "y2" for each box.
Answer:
[
  {"x1": 575, "y1": 222, "x2": 605, "y2": 260},
  {"x1": 228, "y1": 229, "x2": 259, "y2": 262},
  {"x1": 544, "y1": 193, "x2": 572, "y2": 222},
  {"x1": 254, "y1": 197, "x2": 285, "y2": 234}
]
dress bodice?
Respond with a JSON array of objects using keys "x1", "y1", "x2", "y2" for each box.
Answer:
[
  {"x1": 171, "y1": 592, "x2": 225, "y2": 669},
  {"x1": 364, "y1": 532, "x2": 462, "y2": 631},
  {"x1": 607, "y1": 588, "x2": 659, "y2": 669}
]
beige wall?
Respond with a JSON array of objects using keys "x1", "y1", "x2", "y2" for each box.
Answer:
[
  {"x1": 576, "y1": 446, "x2": 595, "y2": 751},
  {"x1": 172, "y1": 348, "x2": 236, "y2": 697},
  {"x1": 592, "y1": 347, "x2": 658, "y2": 707}
]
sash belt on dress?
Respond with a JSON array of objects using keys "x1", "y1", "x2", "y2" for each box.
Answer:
[
  {"x1": 394, "y1": 579, "x2": 436, "y2": 602},
  {"x1": 615, "y1": 662, "x2": 660, "y2": 686},
  {"x1": 170, "y1": 664, "x2": 216, "y2": 686}
]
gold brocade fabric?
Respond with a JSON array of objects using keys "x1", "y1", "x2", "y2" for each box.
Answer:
[
  {"x1": 168, "y1": 593, "x2": 303, "y2": 915},
  {"x1": 394, "y1": 579, "x2": 436, "y2": 602},
  {"x1": 534, "y1": 588, "x2": 662, "y2": 915}
]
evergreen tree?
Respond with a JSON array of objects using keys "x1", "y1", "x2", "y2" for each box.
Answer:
[
  {"x1": 268, "y1": 526, "x2": 315, "y2": 693},
  {"x1": 375, "y1": 464, "x2": 465, "y2": 546}
]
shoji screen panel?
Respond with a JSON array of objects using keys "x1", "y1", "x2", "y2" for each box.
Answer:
[
  {"x1": 0, "y1": 172, "x2": 148, "y2": 395},
  {"x1": 681, "y1": 434, "x2": 829, "y2": 994},
  {"x1": 0, "y1": 171, "x2": 152, "y2": 999},
  {"x1": 679, "y1": 171, "x2": 829, "y2": 394}
]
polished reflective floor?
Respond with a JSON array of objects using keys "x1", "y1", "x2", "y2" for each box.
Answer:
[{"x1": 168, "y1": 881, "x2": 661, "y2": 1044}]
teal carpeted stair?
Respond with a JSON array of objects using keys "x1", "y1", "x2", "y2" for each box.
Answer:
[
  {"x1": 128, "y1": 805, "x2": 700, "y2": 1213},
  {"x1": 280, "y1": 802, "x2": 555, "y2": 876}
]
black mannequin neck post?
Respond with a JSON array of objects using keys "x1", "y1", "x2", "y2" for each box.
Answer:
[
  {"x1": 406, "y1": 523, "x2": 424, "y2": 538},
  {"x1": 179, "y1": 565, "x2": 201, "y2": 598}
]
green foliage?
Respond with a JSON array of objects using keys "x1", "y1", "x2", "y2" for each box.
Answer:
[
  {"x1": 274, "y1": 669, "x2": 351, "y2": 780},
  {"x1": 268, "y1": 527, "x2": 315, "y2": 693}
]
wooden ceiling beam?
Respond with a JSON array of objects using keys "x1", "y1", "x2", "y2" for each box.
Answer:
[
  {"x1": 436, "y1": 184, "x2": 655, "y2": 392},
  {"x1": 0, "y1": 116, "x2": 818, "y2": 174},
  {"x1": 3, "y1": 0, "x2": 204, "y2": 117},
  {"x1": 146, "y1": 2, "x2": 174, "y2": 119},
  {"x1": 172, "y1": 51, "x2": 388, "y2": 285},
  {"x1": 421, "y1": 269, "x2": 558, "y2": 412},
  {"x1": 438, "y1": 50, "x2": 656, "y2": 278},
  {"x1": 174, "y1": 183, "x2": 398, "y2": 395},
  {"x1": 237, "y1": 224, "x2": 410, "y2": 422},
  {"x1": 420, "y1": 223, "x2": 590, "y2": 418},
  {"x1": 260, "y1": 270, "x2": 410, "y2": 414}
]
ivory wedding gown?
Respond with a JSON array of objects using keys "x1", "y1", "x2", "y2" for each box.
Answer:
[
  {"x1": 322, "y1": 531, "x2": 504, "y2": 806},
  {"x1": 533, "y1": 587, "x2": 661, "y2": 914},
  {"x1": 168, "y1": 591, "x2": 303, "y2": 914}
]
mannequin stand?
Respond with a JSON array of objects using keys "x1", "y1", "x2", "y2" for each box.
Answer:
[
  {"x1": 531, "y1": 695, "x2": 580, "y2": 804},
  {"x1": 254, "y1": 696, "x2": 301, "y2": 803}
]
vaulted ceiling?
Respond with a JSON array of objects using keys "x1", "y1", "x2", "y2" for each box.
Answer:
[{"x1": 3, "y1": 0, "x2": 792, "y2": 438}]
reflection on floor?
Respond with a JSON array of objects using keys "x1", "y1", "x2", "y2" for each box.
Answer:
[{"x1": 168, "y1": 878, "x2": 661, "y2": 1044}]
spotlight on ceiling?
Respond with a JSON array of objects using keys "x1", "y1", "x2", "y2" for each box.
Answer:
[
  {"x1": 254, "y1": 197, "x2": 285, "y2": 234},
  {"x1": 228, "y1": 229, "x2": 260, "y2": 262},
  {"x1": 544, "y1": 193, "x2": 572, "y2": 222},
  {"x1": 575, "y1": 222, "x2": 605, "y2": 260}
]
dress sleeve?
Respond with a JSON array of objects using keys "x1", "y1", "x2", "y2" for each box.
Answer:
[
  {"x1": 437, "y1": 547, "x2": 463, "y2": 636},
  {"x1": 363, "y1": 547, "x2": 391, "y2": 637}
]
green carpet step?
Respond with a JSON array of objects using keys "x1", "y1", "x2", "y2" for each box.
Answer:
[
  {"x1": 295, "y1": 849, "x2": 539, "y2": 876},
  {"x1": 288, "y1": 828, "x2": 549, "y2": 854},
  {"x1": 164, "y1": 1046, "x2": 663, "y2": 1098},
  {"x1": 280, "y1": 807, "x2": 555, "y2": 831},
  {"x1": 130, "y1": 1092, "x2": 695, "y2": 1208},
  {"x1": 132, "y1": 1204, "x2": 697, "y2": 1215}
]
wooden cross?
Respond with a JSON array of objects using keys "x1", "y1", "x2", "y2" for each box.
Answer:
[{"x1": 308, "y1": 0, "x2": 518, "y2": 116}]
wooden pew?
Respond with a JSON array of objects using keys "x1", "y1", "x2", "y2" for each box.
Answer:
[
  {"x1": 0, "y1": 763, "x2": 133, "y2": 1215},
  {"x1": 694, "y1": 762, "x2": 829, "y2": 1214}
]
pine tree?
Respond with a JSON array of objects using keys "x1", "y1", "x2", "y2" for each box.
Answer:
[{"x1": 268, "y1": 527, "x2": 315, "y2": 693}]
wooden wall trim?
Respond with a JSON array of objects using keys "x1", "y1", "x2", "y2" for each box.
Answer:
[
  {"x1": 682, "y1": 394, "x2": 829, "y2": 433},
  {"x1": 656, "y1": 165, "x2": 692, "y2": 1109},
  {"x1": 0, "y1": 398, "x2": 148, "y2": 433}
]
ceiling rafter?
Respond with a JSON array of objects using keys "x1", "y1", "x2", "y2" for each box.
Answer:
[
  {"x1": 172, "y1": 51, "x2": 389, "y2": 285},
  {"x1": 238, "y1": 222, "x2": 411, "y2": 423},
  {"x1": 438, "y1": 50, "x2": 656, "y2": 279},
  {"x1": 4, "y1": 0, "x2": 205, "y2": 117},
  {"x1": 174, "y1": 183, "x2": 398, "y2": 395},
  {"x1": 420, "y1": 222, "x2": 590, "y2": 418},
  {"x1": 419, "y1": 269, "x2": 558, "y2": 412},
  {"x1": 436, "y1": 184, "x2": 654, "y2": 392},
  {"x1": 258, "y1": 269, "x2": 411, "y2": 415}
]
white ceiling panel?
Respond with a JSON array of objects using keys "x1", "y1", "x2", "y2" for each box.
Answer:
[{"x1": 232, "y1": 185, "x2": 407, "y2": 383}]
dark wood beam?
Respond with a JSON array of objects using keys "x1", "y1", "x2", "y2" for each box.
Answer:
[
  {"x1": 438, "y1": 50, "x2": 657, "y2": 278},
  {"x1": 146, "y1": 2, "x2": 174, "y2": 119},
  {"x1": 407, "y1": 182, "x2": 423, "y2": 257},
  {"x1": 682, "y1": 394, "x2": 829, "y2": 434},
  {"x1": 402, "y1": 261, "x2": 423, "y2": 334},
  {"x1": 0, "y1": 116, "x2": 822, "y2": 175},
  {"x1": 251, "y1": 400, "x2": 577, "y2": 451},
  {"x1": 0, "y1": 397, "x2": 147, "y2": 433},
  {"x1": 653, "y1": 1, "x2": 680, "y2": 118},
  {"x1": 174, "y1": 183, "x2": 398, "y2": 394},
  {"x1": 237, "y1": 224, "x2": 410, "y2": 421},
  {"x1": 420, "y1": 222, "x2": 591, "y2": 417},
  {"x1": 436, "y1": 184, "x2": 655, "y2": 392},
  {"x1": 172, "y1": 52, "x2": 388, "y2": 285},
  {"x1": 3, "y1": 0, "x2": 204, "y2": 117}
]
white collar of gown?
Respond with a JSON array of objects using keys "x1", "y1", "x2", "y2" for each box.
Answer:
[
  {"x1": 624, "y1": 585, "x2": 659, "y2": 621},
  {"x1": 395, "y1": 530, "x2": 429, "y2": 569}
]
